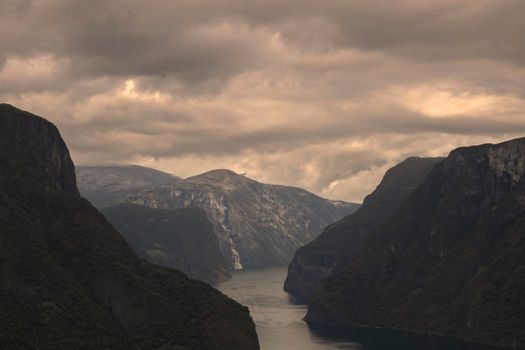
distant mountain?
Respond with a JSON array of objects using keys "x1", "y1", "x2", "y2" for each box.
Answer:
[
  {"x1": 0, "y1": 104, "x2": 259, "y2": 349},
  {"x1": 306, "y1": 138, "x2": 525, "y2": 347},
  {"x1": 77, "y1": 165, "x2": 178, "y2": 208},
  {"x1": 102, "y1": 203, "x2": 229, "y2": 282},
  {"x1": 118, "y1": 169, "x2": 360, "y2": 269},
  {"x1": 284, "y1": 157, "x2": 443, "y2": 302}
]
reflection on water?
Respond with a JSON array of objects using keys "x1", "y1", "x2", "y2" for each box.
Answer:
[{"x1": 217, "y1": 267, "x2": 508, "y2": 350}]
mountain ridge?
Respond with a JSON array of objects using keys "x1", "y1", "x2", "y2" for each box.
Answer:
[
  {"x1": 78, "y1": 165, "x2": 360, "y2": 270},
  {"x1": 305, "y1": 137, "x2": 525, "y2": 347},
  {"x1": 76, "y1": 165, "x2": 179, "y2": 208},
  {"x1": 0, "y1": 103, "x2": 259, "y2": 349},
  {"x1": 284, "y1": 156, "x2": 444, "y2": 301}
]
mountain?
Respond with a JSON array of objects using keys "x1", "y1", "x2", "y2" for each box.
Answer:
[
  {"x1": 0, "y1": 104, "x2": 259, "y2": 350},
  {"x1": 77, "y1": 165, "x2": 178, "y2": 208},
  {"x1": 284, "y1": 157, "x2": 443, "y2": 302},
  {"x1": 102, "y1": 203, "x2": 229, "y2": 282},
  {"x1": 305, "y1": 138, "x2": 525, "y2": 347},
  {"x1": 119, "y1": 169, "x2": 360, "y2": 270}
]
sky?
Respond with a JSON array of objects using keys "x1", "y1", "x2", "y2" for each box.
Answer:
[{"x1": 1, "y1": 0, "x2": 525, "y2": 202}]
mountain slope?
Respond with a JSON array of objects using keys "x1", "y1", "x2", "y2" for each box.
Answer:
[
  {"x1": 284, "y1": 157, "x2": 443, "y2": 302},
  {"x1": 0, "y1": 103, "x2": 259, "y2": 350},
  {"x1": 102, "y1": 203, "x2": 229, "y2": 282},
  {"x1": 306, "y1": 138, "x2": 525, "y2": 347},
  {"x1": 121, "y1": 169, "x2": 360, "y2": 269},
  {"x1": 77, "y1": 165, "x2": 178, "y2": 208}
]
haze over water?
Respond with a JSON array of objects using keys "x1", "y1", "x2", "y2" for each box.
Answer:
[{"x1": 217, "y1": 268, "x2": 507, "y2": 350}]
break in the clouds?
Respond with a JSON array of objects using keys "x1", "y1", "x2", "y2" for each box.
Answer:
[{"x1": 1, "y1": 0, "x2": 525, "y2": 202}]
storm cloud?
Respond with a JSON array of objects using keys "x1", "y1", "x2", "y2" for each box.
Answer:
[{"x1": 1, "y1": 0, "x2": 525, "y2": 201}]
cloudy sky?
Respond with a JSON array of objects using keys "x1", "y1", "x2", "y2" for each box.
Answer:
[{"x1": 2, "y1": 0, "x2": 525, "y2": 202}]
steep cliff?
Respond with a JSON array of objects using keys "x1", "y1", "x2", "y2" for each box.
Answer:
[
  {"x1": 306, "y1": 138, "x2": 525, "y2": 347},
  {"x1": 0, "y1": 104, "x2": 259, "y2": 350},
  {"x1": 121, "y1": 169, "x2": 359, "y2": 269},
  {"x1": 102, "y1": 203, "x2": 229, "y2": 282},
  {"x1": 284, "y1": 157, "x2": 443, "y2": 302}
]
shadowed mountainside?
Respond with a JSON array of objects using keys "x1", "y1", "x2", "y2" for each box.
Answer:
[
  {"x1": 306, "y1": 138, "x2": 525, "y2": 348},
  {"x1": 0, "y1": 104, "x2": 259, "y2": 350},
  {"x1": 284, "y1": 157, "x2": 443, "y2": 302},
  {"x1": 102, "y1": 203, "x2": 229, "y2": 282}
]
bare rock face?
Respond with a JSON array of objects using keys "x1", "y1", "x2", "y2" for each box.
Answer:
[
  {"x1": 0, "y1": 104, "x2": 259, "y2": 350},
  {"x1": 102, "y1": 203, "x2": 230, "y2": 282},
  {"x1": 284, "y1": 157, "x2": 443, "y2": 302},
  {"x1": 306, "y1": 138, "x2": 525, "y2": 348},
  {"x1": 121, "y1": 169, "x2": 360, "y2": 270}
]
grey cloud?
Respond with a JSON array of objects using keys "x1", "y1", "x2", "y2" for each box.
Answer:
[
  {"x1": 2, "y1": 0, "x2": 521, "y2": 87},
  {"x1": 2, "y1": 0, "x2": 525, "y2": 201},
  {"x1": 55, "y1": 101, "x2": 525, "y2": 162}
]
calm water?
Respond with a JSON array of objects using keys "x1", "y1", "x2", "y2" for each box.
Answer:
[{"x1": 217, "y1": 267, "x2": 507, "y2": 350}]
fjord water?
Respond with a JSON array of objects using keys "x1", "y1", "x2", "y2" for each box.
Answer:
[{"x1": 217, "y1": 267, "x2": 506, "y2": 350}]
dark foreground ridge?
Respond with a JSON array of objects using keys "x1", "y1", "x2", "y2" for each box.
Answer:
[
  {"x1": 306, "y1": 137, "x2": 525, "y2": 347},
  {"x1": 0, "y1": 104, "x2": 259, "y2": 350},
  {"x1": 284, "y1": 157, "x2": 443, "y2": 302}
]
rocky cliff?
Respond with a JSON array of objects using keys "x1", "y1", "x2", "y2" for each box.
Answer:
[
  {"x1": 120, "y1": 169, "x2": 359, "y2": 269},
  {"x1": 284, "y1": 157, "x2": 443, "y2": 302},
  {"x1": 0, "y1": 104, "x2": 259, "y2": 350},
  {"x1": 102, "y1": 203, "x2": 229, "y2": 282},
  {"x1": 306, "y1": 138, "x2": 525, "y2": 347}
]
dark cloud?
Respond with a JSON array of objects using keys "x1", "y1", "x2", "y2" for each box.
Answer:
[{"x1": 1, "y1": 0, "x2": 525, "y2": 201}]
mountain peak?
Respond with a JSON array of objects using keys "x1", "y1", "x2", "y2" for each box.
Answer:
[
  {"x1": 0, "y1": 103, "x2": 78, "y2": 194},
  {"x1": 193, "y1": 169, "x2": 243, "y2": 177},
  {"x1": 185, "y1": 169, "x2": 256, "y2": 186}
]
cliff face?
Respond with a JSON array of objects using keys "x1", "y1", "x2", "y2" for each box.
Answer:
[
  {"x1": 0, "y1": 104, "x2": 78, "y2": 195},
  {"x1": 0, "y1": 104, "x2": 259, "y2": 350},
  {"x1": 116, "y1": 170, "x2": 360, "y2": 269},
  {"x1": 284, "y1": 157, "x2": 443, "y2": 302},
  {"x1": 306, "y1": 138, "x2": 525, "y2": 347},
  {"x1": 102, "y1": 203, "x2": 229, "y2": 282}
]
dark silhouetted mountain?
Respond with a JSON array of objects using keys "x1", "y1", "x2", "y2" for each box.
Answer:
[
  {"x1": 0, "y1": 104, "x2": 259, "y2": 350},
  {"x1": 77, "y1": 165, "x2": 178, "y2": 208},
  {"x1": 284, "y1": 157, "x2": 443, "y2": 302},
  {"x1": 306, "y1": 138, "x2": 525, "y2": 347},
  {"x1": 102, "y1": 203, "x2": 229, "y2": 282},
  {"x1": 119, "y1": 169, "x2": 360, "y2": 270}
]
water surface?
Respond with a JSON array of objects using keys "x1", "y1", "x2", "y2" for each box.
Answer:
[{"x1": 217, "y1": 267, "x2": 507, "y2": 350}]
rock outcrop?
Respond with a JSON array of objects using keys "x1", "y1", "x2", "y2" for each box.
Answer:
[
  {"x1": 284, "y1": 157, "x2": 443, "y2": 302},
  {"x1": 0, "y1": 104, "x2": 259, "y2": 350},
  {"x1": 306, "y1": 138, "x2": 525, "y2": 348},
  {"x1": 102, "y1": 203, "x2": 229, "y2": 282}
]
